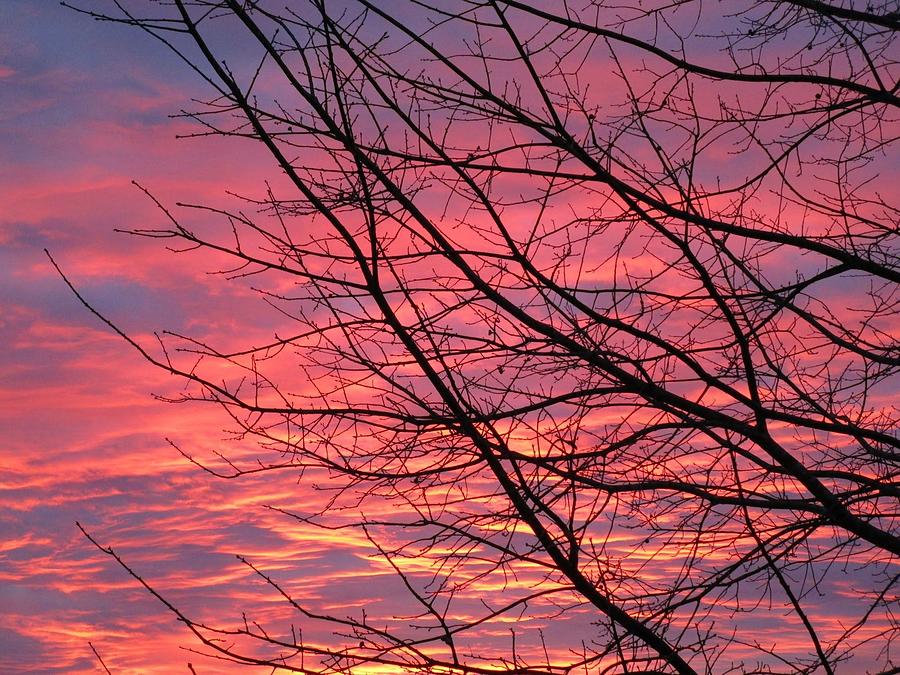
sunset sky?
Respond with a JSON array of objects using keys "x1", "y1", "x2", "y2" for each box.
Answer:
[
  {"x1": 0, "y1": 3, "x2": 332, "y2": 671},
  {"x1": 2, "y1": 1, "x2": 897, "y2": 674}
]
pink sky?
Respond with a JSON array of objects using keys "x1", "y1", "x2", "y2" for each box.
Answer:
[
  {"x1": 2, "y1": 2, "x2": 897, "y2": 674},
  {"x1": 0, "y1": 4, "x2": 328, "y2": 672}
]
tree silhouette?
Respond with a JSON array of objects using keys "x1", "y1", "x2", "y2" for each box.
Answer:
[{"x1": 60, "y1": 1, "x2": 899, "y2": 673}]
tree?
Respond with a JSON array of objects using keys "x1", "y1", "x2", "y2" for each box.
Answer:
[{"x1": 58, "y1": 0, "x2": 899, "y2": 672}]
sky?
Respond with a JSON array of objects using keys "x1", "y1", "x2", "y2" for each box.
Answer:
[
  {"x1": 0, "y1": 3, "x2": 343, "y2": 672},
  {"x1": 1, "y1": 2, "x2": 897, "y2": 674}
]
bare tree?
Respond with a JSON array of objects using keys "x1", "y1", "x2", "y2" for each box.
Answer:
[{"x1": 58, "y1": 1, "x2": 899, "y2": 673}]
